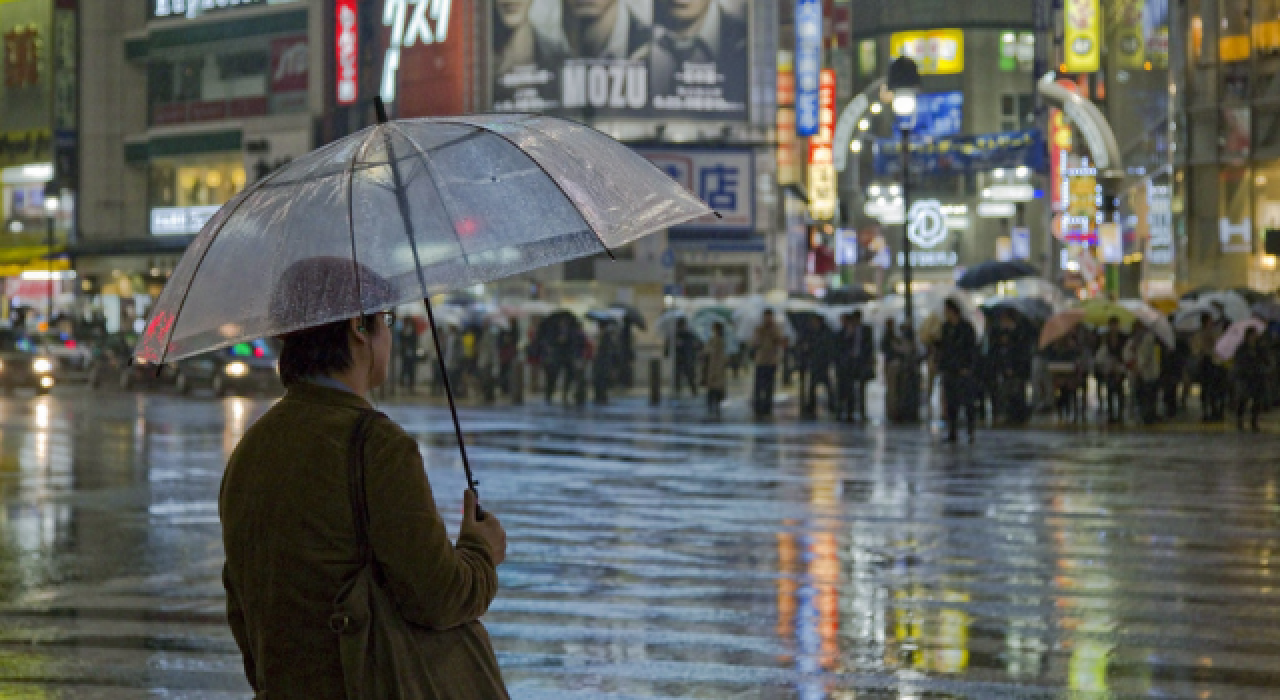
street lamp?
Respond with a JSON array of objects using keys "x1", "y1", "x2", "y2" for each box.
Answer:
[
  {"x1": 888, "y1": 55, "x2": 921, "y2": 423},
  {"x1": 43, "y1": 190, "x2": 58, "y2": 325}
]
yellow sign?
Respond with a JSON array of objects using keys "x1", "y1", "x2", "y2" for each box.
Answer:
[
  {"x1": 808, "y1": 163, "x2": 836, "y2": 220},
  {"x1": 889, "y1": 30, "x2": 964, "y2": 75},
  {"x1": 1114, "y1": 0, "x2": 1145, "y2": 69},
  {"x1": 1065, "y1": 0, "x2": 1100, "y2": 73},
  {"x1": 0, "y1": 258, "x2": 69, "y2": 278}
]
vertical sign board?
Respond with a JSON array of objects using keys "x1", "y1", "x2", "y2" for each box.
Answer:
[
  {"x1": 808, "y1": 69, "x2": 836, "y2": 220},
  {"x1": 335, "y1": 0, "x2": 358, "y2": 105},
  {"x1": 1065, "y1": 0, "x2": 1100, "y2": 72},
  {"x1": 1115, "y1": 0, "x2": 1145, "y2": 69},
  {"x1": 1049, "y1": 108, "x2": 1072, "y2": 211},
  {"x1": 795, "y1": 0, "x2": 822, "y2": 136},
  {"x1": 1012, "y1": 226, "x2": 1031, "y2": 259}
]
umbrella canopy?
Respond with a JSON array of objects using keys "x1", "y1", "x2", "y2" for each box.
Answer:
[
  {"x1": 1078, "y1": 299, "x2": 1136, "y2": 327},
  {"x1": 1039, "y1": 310, "x2": 1086, "y2": 349},
  {"x1": 1216, "y1": 319, "x2": 1267, "y2": 360},
  {"x1": 501, "y1": 299, "x2": 558, "y2": 318},
  {"x1": 586, "y1": 308, "x2": 625, "y2": 325},
  {"x1": 733, "y1": 300, "x2": 795, "y2": 342},
  {"x1": 955, "y1": 260, "x2": 1039, "y2": 290},
  {"x1": 655, "y1": 308, "x2": 689, "y2": 337},
  {"x1": 982, "y1": 297, "x2": 1054, "y2": 326},
  {"x1": 1118, "y1": 299, "x2": 1175, "y2": 347},
  {"x1": 608, "y1": 302, "x2": 647, "y2": 330},
  {"x1": 1197, "y1": 291, "x2": 1251, "y2": 322},
  {"x1": 690, "y1": 307, "x2": 740, "y2": 353},
  {"x1": 1253, "y1": 300, "x2": 1280, "y2": 322},
  {"x1": 823, "y1": 288, "x2": 876, "y2": 305},
  {"x1": 134, "y1": 113, "x2": 709, "y2": 364}
]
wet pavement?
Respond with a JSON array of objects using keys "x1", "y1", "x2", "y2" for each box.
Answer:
[{"x1": 0, "y1": 390, "x2": 1276, "y2": 698}]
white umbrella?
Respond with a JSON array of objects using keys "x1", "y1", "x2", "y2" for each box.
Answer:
[
  {"x1": 1198, "y1": 291, "x2": 1251, "y2": 322},
  {"x1": 1118, "y1": 299, "x2": 1175, "y2": 347},
  {"x1": 656, "y1": 308, "x2": 688, "y2": 337},
  {"x1": 1175, "y1": 300, "x2": 1227, "y2": 332}
]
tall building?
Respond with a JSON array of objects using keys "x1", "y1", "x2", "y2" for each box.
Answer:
[{"x1": 78, "y1": 0, "x2": 326, "y2": 334}]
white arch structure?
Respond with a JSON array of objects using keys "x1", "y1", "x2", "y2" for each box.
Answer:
[
  {"x1": 833, "y1": 78, "x2": 885, "y2": 173},
  {"x1": 1036, "y1": 71, "x2": 1123, "y2": 173}
]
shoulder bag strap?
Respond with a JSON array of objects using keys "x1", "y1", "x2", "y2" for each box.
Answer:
[{"x1": 346, "y1": 411, "x2": 378, "y2": 567}]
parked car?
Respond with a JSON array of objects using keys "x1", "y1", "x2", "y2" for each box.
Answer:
[
  {"x1": 0, "y1": 330, "x2": 56, "y2": 394},
  {"x1": 175, "y1": 339, "x2": 280, "y2": 396},
  {"x1": 89, "y1": 332, "x2": 181, "y2": 390}
]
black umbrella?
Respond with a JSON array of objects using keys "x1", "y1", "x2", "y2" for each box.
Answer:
[
  {"x1": 956, "y1": 260, "x2": 1040, "y2": 290},
  {"x1": 982, "y1": 297, "x2": 1053, "y2": 326},
  {"x1": 609, "y1": 302, "x2": 647, "y2": 330},
  {"x1": 823, "y1": 288, "x2": 877, "y2": 305}
]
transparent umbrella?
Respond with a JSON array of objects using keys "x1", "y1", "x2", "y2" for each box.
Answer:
[{"x1": 133, "y1": 103, "x2": 710, "y2": 506}]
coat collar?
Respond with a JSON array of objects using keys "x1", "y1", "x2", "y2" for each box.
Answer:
[{"x1": 284, "y1": 381, "x2": 373, "y2": 412}]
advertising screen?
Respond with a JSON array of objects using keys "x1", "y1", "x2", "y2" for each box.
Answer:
[{"x1": 491, "y1": 0, "x2": 748, "y2": 120}]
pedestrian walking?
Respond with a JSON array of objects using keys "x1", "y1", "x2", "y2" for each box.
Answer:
[
  {"x1": 703, "y1": 321, "x2": 729, "y2": 418},
  {"x1": 938, "y1": 299, "x2": 978, "y2": 443},
  {"x1": 1233, "y1": 326, "x2": 1270, "y2": 431},
  {"x1": 671, "y1": 318, "x2": 702, "y2": 398},
  {"x1": 1094, "y1": 318, "x2": 1128, "y2": 424},
  {"x1": 987, "y1": 311, "x2": 1031, "y2": 424},
  {"x1": 221, "y1": 264, "x2": 508, "y2": 699},
  {"x1": 542, "y1": 317, "x2": 577, "y2": 405},
  {"x1": 475, "y1": 324, "x2": 500, "y2": 404},
  {"x1": 836, "y1": 310, "x2": 874, "y2": 422},
  {"x1": 397, "y1": 319, "x2": 420, "y2": 393},
  {"x1": 1124, "y1": 320, "x2": 1161, "y2": 424},
  {"x1": 1192, "y1": 313, "x2": 1227, "y2": 421},
  {"x1": 802, "y1": 317, "x2": 836, "y2": 418},
  {"x1": 751, "y1": 309, "x2": 786, "y2": 417},
  {"x1": 882, "y1": 319, "x2": 904, "y2": 422}
]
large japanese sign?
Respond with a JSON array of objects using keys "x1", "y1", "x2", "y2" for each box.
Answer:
[
  {"x1": 0, "y1": 0, "x2": 52, "y2": 169},
  {"x1": 640, "y1": 149, "x2": 753, "y2": 234},
  {"x1": 894, "y1": 91, "x2": 963, "y2": 140},
  {"x1": 889, "y1": 29, "x2": 964, "y2": 75},
  {"x1": 793, "y1": 0, "x2": 821, "y2": 134},
  {"x1": 490, "y1": 0, "x2": 749, "y2": 121},
  {"x1": 382, "y1": 0, "x2": 474, "y2": 117},
  {"x1": 1065, "y1": 0, "x2": 1100, "y2": 73},
  {"x1": 335, "y1": 0, "x2": 359, "y2": 105},
  {"x1": 807, "y1": 69, "x2": 836, "y2": 221},
  {"x1": 873, "y1": 130, "x2": 1045, "y2": 177}
]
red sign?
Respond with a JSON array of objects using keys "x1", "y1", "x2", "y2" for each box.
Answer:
[
  {"x1": 270, "y1": 36, "x2": 309, "y2": 94},
  {"x1": 335, "y1": 0, "x2": 358, "y2": 105},
  {"x1": 3, "y1": 25, "x2": 41, "y2": 89},
  {"x1": 832, "y1": 7, "x2": 852, "y2": 49},
  {"x1": 777, "y1": 71, "x2": 795, "y2": 107},
  {"x1": 808, "y1": 69, "x2": 836, "y2": 165},
  {"x1": 382, "y1": 0, "x2": 474, "y2": 116}
]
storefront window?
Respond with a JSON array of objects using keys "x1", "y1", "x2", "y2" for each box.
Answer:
[
  {"x1": 148, "y1": 155, "x2": 246, "y2": 235},
  {"x1": 147, "y1": 33, "x2": 309, "y2": 126}
]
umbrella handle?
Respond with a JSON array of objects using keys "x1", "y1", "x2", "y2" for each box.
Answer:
[{"x1": 422, "y1": 296, "x2": 486, "y2": 521}]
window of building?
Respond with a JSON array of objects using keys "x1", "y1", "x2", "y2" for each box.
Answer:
[
  {"x1": 1001, "y1": 94, "x2": 1034, "y2": 132},
  {"x1": 148, "y1": 155, "x2": 247, "y2": 235},
  {"x1": 147, "y1": 34, "x2": 308, "y2": 127},
  {"x1": 999, "y1": 31, "x2": 1034, "y2": 72}
]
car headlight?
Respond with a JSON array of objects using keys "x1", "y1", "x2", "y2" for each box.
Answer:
[
  {"x1": 225, "y1": 361, "x2": 249, "y2": 378},
  {"x1": 32, "y1": 358, "x2": 53, "y2": 374}
]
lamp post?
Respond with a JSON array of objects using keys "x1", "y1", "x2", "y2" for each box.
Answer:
[
  {"x1": 888, "y1": 56, "x2": 921, "y2": 423},
  {"x1": 43, "y1": 190, "x2": 59, "y2": 325}
]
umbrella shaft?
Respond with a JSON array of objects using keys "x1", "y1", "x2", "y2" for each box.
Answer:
[{"x1": 423, "y1": 297, "x2": 480, "y2": 496}]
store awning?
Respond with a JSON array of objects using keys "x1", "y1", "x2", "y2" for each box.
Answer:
[{"x1": 124, "y1": 8, "x2": 307, "y2": 60}]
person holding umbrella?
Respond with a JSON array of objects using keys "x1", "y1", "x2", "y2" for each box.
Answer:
[
  {"x1": 1094, "y1": 317, "x2": 1128, "y2": 424},
  {"x1": 671, "y1": 317, "x2": 702, "y2": 398},
  {"x1": 751, "y1": 309, "x2": 786, "y2": 417},
  {"x1": 1233, "y1": 326, "x2": 1271, "y2": 431},
  {"x1": 1124, "y1": 320, "x2": 1161, "y2": 424},
  {"x1": 703, "y1": 321, "x2": 729, "y2": 418},
  {"x1": 938, "y1": 299, "x2": 979, "y2": 443},
  {"x1": 1192, "y1": 312, "x2": 1227, "y2": 421},
  {"x1": 836, "y1": 310, "x2": 875, "y2": 422}
]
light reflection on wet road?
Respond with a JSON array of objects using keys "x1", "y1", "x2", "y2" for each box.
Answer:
[{"x1": 0, "y1": 391, "x2": 1275, "y2": 698}]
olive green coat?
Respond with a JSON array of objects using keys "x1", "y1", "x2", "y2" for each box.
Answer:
[{"x1": 219, "y1": 383, "x2": 500, "y2": 698}]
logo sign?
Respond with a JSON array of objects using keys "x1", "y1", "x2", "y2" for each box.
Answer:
[
  {"x1": 908, "y1": 199, "x2": 948, "y2": 249},
  {"x1": 642, "y1": 150, "x2": 754, "y2": 233},
  {"x1": 270, "y1": 36, "x2": 308, "y2": 94},
  {"x1": 151, "y1": 0, "x2": 288, "y2": 20},
  {"x1": 795, "y1": 0, "x2": 822, "y2": 135},
  {"x1": 335, "y1": 0, "x2": 358, "y2": 105},
  {"x1": 382, "y1": 0, "x2": 453, "y2": 105},
  {"x1": 894, "y1": 91, "x2": 963, "y2": 139},
  {"x1": 151, "y1": 206, "x2": 221, "y2": 236},
  {"x1": 1065, "y1": 0, "x2": 1101, "y2": 72},
  {"x1": 889, "y1": 30, "x2": 964, "y2": 74}
]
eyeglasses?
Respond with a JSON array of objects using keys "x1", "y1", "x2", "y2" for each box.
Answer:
[{"x1": 378, "y1": 310, "x2": 397, "y2": 328}]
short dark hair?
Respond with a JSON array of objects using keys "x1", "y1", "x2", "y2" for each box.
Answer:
[
  {"x1": 278, "y1": 314, "x2": 381, "y2": 387},
  {"x1": 944, "y1": 298, "x2": 961, "y2": 315}
]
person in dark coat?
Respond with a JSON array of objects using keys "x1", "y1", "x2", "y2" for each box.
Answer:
[
  {"x1": 937, "y1": 299, "x2": 978, "y2": 443},
  {"x1": 986, "y1": 311, "x2": 1032, "y2": 424},
  {"x1": 836, "y1": 310, "x2": 875, "y2": 422},
  {"x1": 222, "y1": 261, "x2": 508, "y2": 698},
  {"x1": 593, "y1": 322, "x2": 619, "y2": 405},
  {"x1": 672, "y1": 318, "x2": 702, "y2": 398},
  {"x1": 542, "y1": 317, "x2": 579, "y2": 405},
  {"x1": 802, "y1": 317, "x2": 836, "y2": 418},
  {"x1": 1234, "y1": 326, "x2": 1271, "y2": 431}
]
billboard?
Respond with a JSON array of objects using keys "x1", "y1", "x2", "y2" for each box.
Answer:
[
  {"x1": 491, "y1": 0, "x2": 748, "y2": 120},
  {"x1": 382, "y1": 0, "x2": 475, "y2": 117},
  {"x1": 807, "y1": 69, "x2": 835, "y2": 220},
  {"x1": 335, "y1": 0, "x2": 358, "y2": 105},
  {"x1": 889, "y1": 29, "x2": 964, "y2": 75},
  {"x1": 1065, "y1": 0, "x2": 1100, "y2": 73},
  {"x1": 794, "y1": 0, "x2": 821, "y2": 134},
  {"x1": 894, "y1": 91, "x2": 962, "y2": 139}
]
